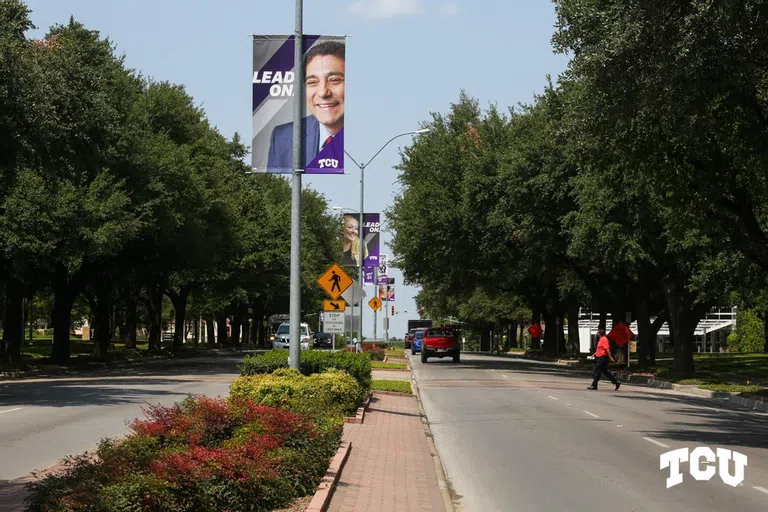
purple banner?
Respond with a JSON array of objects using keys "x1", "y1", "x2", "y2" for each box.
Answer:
[
  {"x1": 342, "y1": 213, "x2": 380, "y2": 268},
  {"x1": 378, "y1": 274, "x2": 388, "y2": 300},
  {"x1": 364, "y1": 266, "x2": 376, "y2": 284},
  {"x1": 251, "y1": 35, "x2": 345, "y2": 174}
]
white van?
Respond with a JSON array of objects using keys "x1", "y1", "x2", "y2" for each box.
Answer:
[{"x1": 272, "y1": 322, "x2": 312, "y2": 350}]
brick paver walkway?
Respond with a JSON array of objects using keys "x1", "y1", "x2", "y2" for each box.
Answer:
[{"x1": 328, "y1": 392, "x2": 446, "y2": 512}]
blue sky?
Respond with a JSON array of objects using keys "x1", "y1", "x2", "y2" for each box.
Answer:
[{"x1": 25, "y1": 0, "x2": 569, "y2": 339}]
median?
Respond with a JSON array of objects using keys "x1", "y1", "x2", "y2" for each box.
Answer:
[{"x1": 24, "y1": 349, "x2": 373, "y2": 511}]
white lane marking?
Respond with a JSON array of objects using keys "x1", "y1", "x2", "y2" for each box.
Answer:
[
  {"x1": 617, "y1": 425, "x2": 624, "y2": 428},
  {"x1": 642, "y1": 437, "x2": 670, "y2": 449},
  {"x1": 0, "y1": 407, "x2": 24, "y2": 415},
  {"x1": 547, "y1": 395, "x2": 559, "y2": 400},
  {"x1": 566, "y1": 403, "x2": 572, "y2": 406},
  {"x1": 502, "y1": 374, "x2": 508, "y2": 379},
  {"x1": 754, "y1": 486, "x2": 768, "y2": 496},
  {"x1": 582, "y1": 410, "x2": 599, "y2": 418}
]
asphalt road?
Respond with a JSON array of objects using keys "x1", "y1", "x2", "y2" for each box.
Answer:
[
  {"x1": 412, "y1": 352, "x2": 768, "y2": 512},
  {"x1": 0, "y1": 357, "x2": 242, "y2": 509}
]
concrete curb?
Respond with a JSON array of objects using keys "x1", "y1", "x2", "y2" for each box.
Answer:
[
  {"x1": 614, "y1": 371, "x2": 768, "y2": 411},
  {"x1": 306, "y1": 440, "x2": 352, "y2": 512},
  {"x1": 408, "y1": 357, "x2": 458, "y2": 512},
  {"x1": 372, "y1": 390, "x2": 413, "y2": 397}
]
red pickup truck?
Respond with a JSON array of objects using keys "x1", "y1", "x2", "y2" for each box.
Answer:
[{"x1": 421, "y1": 327, "x2": 460, "y2": 363}]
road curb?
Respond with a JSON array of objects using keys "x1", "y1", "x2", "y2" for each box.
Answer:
[
  {"x1": 306, "y1": 440, "x2": 352, "y2": 512},
  {"x1": 408, "y1": 357, "x2": 458, "y2": 512}
]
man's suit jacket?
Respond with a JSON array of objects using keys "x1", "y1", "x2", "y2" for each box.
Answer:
[{"x1": 267, "y1": 115, "x2": 320, "y2": 171}]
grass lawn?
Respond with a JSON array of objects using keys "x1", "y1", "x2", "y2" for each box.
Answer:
[
  {"x1": 384, "y1": 348, "x2": 406, "y2": 359},
  {"x1": 371, "y1": 380, "x2": 412, "y2": 394},
  {"x1": 371, "y1": 362, "x2": 408, "y2": 370},
  {"x1": 618, "y1": 353, "x2": 768, "y2": 387}
]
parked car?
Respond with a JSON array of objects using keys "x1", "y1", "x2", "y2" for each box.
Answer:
[
  {"x1": 421, "y1": 327, "x2": 460, "y2": 363},
  {"x1": 410, "y1": 328, "x2": 427, "y2": 354},
  {"x1": 272, "y1": 322, "x2": 312, "y2": 350},
  {"x1": 313, "y1": 332, "x2": 333, "y2": 349},
  {"x1": 404, "y1": 329, "x2": 417, "y2": 349}
]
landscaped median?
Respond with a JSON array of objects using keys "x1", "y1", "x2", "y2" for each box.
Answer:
[{"x1": 24, "y1": 349, "x2": 374, "y2": 511}]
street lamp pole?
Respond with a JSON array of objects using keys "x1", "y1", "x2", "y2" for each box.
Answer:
[
  {"x1": 288, "y1": 0, "x2": 304, "y2": 370},
  {"x1": 345, "y1": 128, "x2": 429, "y2": 351}
]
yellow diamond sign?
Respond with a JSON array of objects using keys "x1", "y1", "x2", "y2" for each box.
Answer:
[
  {"x1": 368, "y1": 296, "x2": 382, "y2": 312},
  {"x1": 317, "y1": 263, "x2": 353, "y2": 300}
]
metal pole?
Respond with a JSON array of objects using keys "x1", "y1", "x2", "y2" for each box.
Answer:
[
  {"x1": 358, "y1": 163, "x2": 365, "y2": 349},
  {"x1": 373, "y1": 266, "x2": 378, "y2": 342},
  {"x1": 288, "y1": 0, "x2": 304, "y2": 370},
  {"x1": 385, "y1": 294, "x2": 389, "y2": 342}
]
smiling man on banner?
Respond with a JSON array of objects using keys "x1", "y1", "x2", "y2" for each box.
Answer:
[{"x1": 267, "y1": 40, "x2": 345, "y2": 172}]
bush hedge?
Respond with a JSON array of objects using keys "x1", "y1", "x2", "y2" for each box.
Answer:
[
  {"x1": 230, "y1": 368, "x2": 364, "y2": 416},
  {"x1": 240, "y1": 350, "x2": 372, "y2": 394},
  {"x1": 25, "y1": 396, "x2": 343, "y2": 512}
]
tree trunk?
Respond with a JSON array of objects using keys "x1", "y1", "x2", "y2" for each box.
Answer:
[
  {"x1": 93, "y1": 283, "x2": 111, "y2": 357},
  {"x1": 518, "y1": 322, "x2": 525, "y2": 350},
  {"x1": 480, "y1": 328, "x2": 491, "y2": 352},
  {"x1": 166, "y1": 287, "x2": 189, "y2": 349},
  {"x1": 567, "y1": 303, "x2": 580, "y2": 356},
  {"x1": 146, "y1": 285, "x2": 163, "y2": 352},
  {"x1": 230, "y1": 303, "x2": 242, "y2": 347},
  {"x1": 253, "y1": 302, "x2": 265, "y2": 347},
  {"x1": 763, "y1": 310, "x2": 768, "y2": 353},
  {"x1": 52, "y1": 280, "x2": 77, "y2": 364},
  {"x1": 665, "y1": 281, "x2": 696, "y2": 377},
  {"x1": 193, "y1": 316, "x2": 200, "y2": 345},
  {"x1": 2, "y1": 280, "x2": 24, "y2": 365},
  {"x1": 205, "y1": 315, "x2": 216, "y2": 347},
  {"x1": 636, "y1": 284, "x2": 651, "y2": 367},
  {"x1": 241, "y1": 304, "x2": 250, "y2": 347},
  {"x1": 507, "y1": 322, "x2": 517, "y2": 349},
  {"x1": 216, "y1": 313, "x2": 228, "y2": 347},
  {"x1": 125, "y1": 297, "x2": 138, "y2": 349},
  {"x1": 542, "y1": 310, "x2": 558, "y2": 357},
  {"x1": 557, "y1": 315, "x2": 567, "y2": 354},
  {"x1": 598, "y1": 309, "x2": 607, "y2": 332}
]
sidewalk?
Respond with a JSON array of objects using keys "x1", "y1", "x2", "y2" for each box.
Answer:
[{"x1": 327, "y1": 392, "x2": 448, "y2": 512}]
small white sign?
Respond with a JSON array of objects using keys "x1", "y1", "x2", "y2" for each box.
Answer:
[{"x1": 324, "y1": 312, "x2": 345, "y2": 333}]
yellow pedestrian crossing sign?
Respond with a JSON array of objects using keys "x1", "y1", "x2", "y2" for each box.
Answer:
[
  {"x1": 317, "y1": 263, "x2": 353, "y2": 300},
  {"x1": 368, "y1": 296, "x2": 382, "y2": 311}
]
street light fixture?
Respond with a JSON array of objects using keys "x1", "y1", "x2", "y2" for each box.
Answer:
[{"x1": 345, "y1": 128, "x2": 431, "y2": 349}]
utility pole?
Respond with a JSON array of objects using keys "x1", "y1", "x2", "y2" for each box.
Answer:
[{"x1": 288, "y1": 0, "x2": 304, "y2": 370}]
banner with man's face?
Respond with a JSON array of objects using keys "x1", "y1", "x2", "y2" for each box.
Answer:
[
  {"x1": 387, "y1": 278, "x2": 395, "y2": 301},
  {"x1": 342, "y1": 213, "x2": 380, "y2": 268},
  {"x1": 252, "y1": 35, "x2": 345, "y2": 174}
]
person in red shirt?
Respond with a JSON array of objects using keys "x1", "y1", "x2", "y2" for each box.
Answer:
[{"x1": 588, "y1": 330, "x2": 620, "y2": 390}]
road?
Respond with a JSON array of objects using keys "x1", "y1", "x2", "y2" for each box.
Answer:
[
  {"x1": 0, "y1": 357, "x2": 242, "y2": 510},
  {"x1": 412, "y1": 353, "x2": 768, "y2": 512}
]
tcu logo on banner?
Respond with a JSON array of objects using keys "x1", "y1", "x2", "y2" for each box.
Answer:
[
  {"x1": 318, "y1": 158, "x2": 339, "y2": 169},
  {"x1": 660, "y1": 447, "x2": 747, "y2": 489}
]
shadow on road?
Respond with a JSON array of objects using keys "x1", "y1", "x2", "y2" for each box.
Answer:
[
  {"x1": 616, "y1": 393, "x2": 768, "y2": 450},
  {"x1": 0, "y1": 478, "x2": 28, "y2": 512},
  {"x1": 0, "y1": 358, "x2": 242, "y2": 408}
]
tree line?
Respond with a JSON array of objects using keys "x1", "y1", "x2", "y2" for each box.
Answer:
[
  {"x1": 0, "y1": 2, "x2": 340, "y2": 364},
  {"x1": 388, "y1": 0, "x2": 768, "y2": 376}
]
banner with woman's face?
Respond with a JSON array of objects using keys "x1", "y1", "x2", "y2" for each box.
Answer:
[{"x1": 341, "y1": 212, "x2": 379, "y2": 268}]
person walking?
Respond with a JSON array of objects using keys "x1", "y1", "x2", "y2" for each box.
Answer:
[{"x1": 588, "y1": 330, "x2": 621, "y2": 391}]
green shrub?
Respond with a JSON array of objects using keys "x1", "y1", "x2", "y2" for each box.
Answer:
[
  {"x1": 362, "y1": 344, "x2": 386, "y2": 361},
  {"x1": 240, "y1": 349, "x2": 372, "y2": 394},
  {"x1": 230, "y1": 368, "x2": 364, "y2": 416}
]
